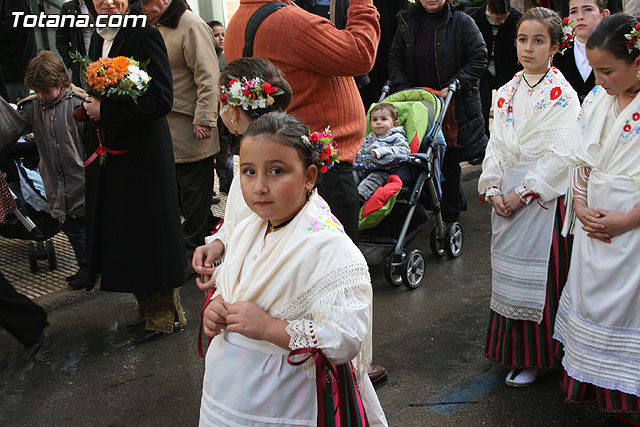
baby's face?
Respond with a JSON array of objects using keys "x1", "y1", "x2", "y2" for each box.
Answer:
[{"x1": 370, "y1": 110, "x2": 396, "y2": 136}]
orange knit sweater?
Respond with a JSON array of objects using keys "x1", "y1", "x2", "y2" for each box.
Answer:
[{"x1": 225, "y1": 0, "x2": 380, "y2": 163}]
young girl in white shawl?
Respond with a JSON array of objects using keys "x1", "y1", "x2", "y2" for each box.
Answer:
[
  {"x1": 478, "y1": 7, "x2": 580, "y2": 388},
  {"x1": 199, "y1": 112, "x2": 386, "y2": 426},
  {"x1": 553, "y1": 14, "x2": 640, "y2": 424}
]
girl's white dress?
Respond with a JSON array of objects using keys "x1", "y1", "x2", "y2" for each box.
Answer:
[
  {"x1": 554, "y1": 86, "x2": 640, "y2": 397},
  {"x1": 478, "y1": 68, "x2": 580, "y2": 323},
  {"x1": 199, "y1": 192, "x2": 387, "y2": 426}
]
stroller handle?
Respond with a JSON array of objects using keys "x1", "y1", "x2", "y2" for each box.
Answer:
[{"x1": 378, "y1": 80, "x2": 392, "y2": 103}]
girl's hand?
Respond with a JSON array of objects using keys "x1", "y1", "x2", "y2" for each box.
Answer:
[
  {"x1": 203, "y1": 296, "x2": 229, "y2": 338},
  {"x1": 225, "y1": 301, "x2": 272, "y2": 341},
  {"x1": 502, "y1": 193, "x2": 524, "y2": 214},
  {"x1": 490, "y1": 195, "x2": 511, "y2": 217},
  {"x1": 193, "y1": 240, "x2": 224, "y2": 291},
  {"x1": 83, "y1": 96, "x2": 101, "y2": 121},
  {"x1": 588, "y1": 209, "x2": 636, "y2": 243},
  {"x1": 575, "y1": 202, "x2": 608, "y2": 242}
]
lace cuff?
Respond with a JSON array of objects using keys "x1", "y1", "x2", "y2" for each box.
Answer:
[
  {"x1": 286, "y1": 319, "x2": 318, "y2": 350},
  {"x1": 485, "y1": 186, "x2": 502, "y2": 198},
  {"x1": 515, "y1": 185, "x2": 533, "y2": 205}
]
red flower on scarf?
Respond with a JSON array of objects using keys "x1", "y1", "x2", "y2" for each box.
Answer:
[
  {"x1": 508, "y1": 105, "x2": 513, "y2": 113},
  {"x1": 550, "y1": 87, "x2": 562, "y2": 100},
  {"x1": 633, "y1": 113, "x2": 640, "y2": 121},
  {"x1": 624, "y1": 124, "x2": 632, "y2": 132},
  {"x1": 497, "y1": 97, "x2": 505, "y2": 108}
]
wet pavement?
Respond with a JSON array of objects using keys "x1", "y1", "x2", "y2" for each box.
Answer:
[{"x1": 0, "y1": 175, "x2": 612, "y2": 426}]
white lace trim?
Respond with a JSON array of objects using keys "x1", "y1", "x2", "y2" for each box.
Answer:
[
  {"x1": 497, "y1": 127, "x2": 574, "y2": 170},
  {"x1": 490, "y1": 298, "x2": 544, "y2": 323},
  {"x1": 272, "y1": 260, "x2": 373, "y2": 384}
]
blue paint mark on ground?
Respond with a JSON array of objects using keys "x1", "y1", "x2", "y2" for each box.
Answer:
[{"x1": 424, "y1": 370, "x2": 503, "y2": 416}]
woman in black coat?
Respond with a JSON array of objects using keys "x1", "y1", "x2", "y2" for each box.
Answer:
[
  {"x1": 389, "y1": 0, "x2": 488, "y2": 222},
  {"x1": 83, "y1": 0, "x2": 186, "y2": 344}
]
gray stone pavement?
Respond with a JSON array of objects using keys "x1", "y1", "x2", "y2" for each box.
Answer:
[{"x1": 0, "y1": 167, "x2": 613, "y2": 426}]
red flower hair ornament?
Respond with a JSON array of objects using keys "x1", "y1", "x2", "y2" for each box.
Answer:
[{"x1": 301, "y1": 127, "x2": 339, "y2": 174}]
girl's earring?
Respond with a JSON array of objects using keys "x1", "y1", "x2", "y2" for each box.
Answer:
[{"x1": 231, "y1": 119, "x2": 239, "y2": 137}]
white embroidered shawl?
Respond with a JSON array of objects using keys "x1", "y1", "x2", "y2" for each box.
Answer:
[
  {"x1": 480, "y1": 68, "x2": 579, "y2": 187},
  {"x1": 563, "y1": 86, "x2": 640, "y2": 235},
  {"x1": 215, "y1": 191, "x2": 373, "y2": 383}
]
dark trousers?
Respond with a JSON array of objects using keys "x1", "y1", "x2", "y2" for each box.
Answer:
[
  {"x1": 176, "y1": 156, "x2": 216, "y2": 251},
  {"x1": 0, "y1": 271, "x2": 47, "y2": 347},
  {"x1": 480, "y1": 75, "x2": 497, "y2": 137},
  {"x1": 317, "y1": 162, "x2": 359, "y2": 242},
  {"x1": 61, "y1": 216, "x2": 87, "y2": 272},
  {"x1": 214, "y1": 121, "x2": 234, "y2": 193},
  {"x1": 440, "y1": 148, "x2": 467, "y2": 223}
]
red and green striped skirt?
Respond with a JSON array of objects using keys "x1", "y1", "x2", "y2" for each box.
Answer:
[
  {"x1": 485, "y1": 198, "x2": 572, "y2": 369},
  {"x1": 554, "y1": 365, "x2": 640, "y2": 419}
]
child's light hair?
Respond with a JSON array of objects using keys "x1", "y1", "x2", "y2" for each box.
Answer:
[
  {"x1": 587, "y1": 13, "x2": 640, "y2": 63},
  {"x1": 24, "y1": 50, "x2": 71, "y2": 93},
  {"x1": 517, "y1": 7, "x2": 563, "y2": 46},
  {"x1": 370, "y1": 103, "x2": 399, "y2": 122}
]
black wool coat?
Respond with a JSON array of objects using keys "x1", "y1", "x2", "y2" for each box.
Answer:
[
  {"x1": 55, "y1": 0, "x2": 88, "y2": 88},
  {"x1": 85, "y1": 24, "x2": 186, "y2": 292},
  {"x1": 389, "y1": 3, "x2": 488, "y2": 160}
]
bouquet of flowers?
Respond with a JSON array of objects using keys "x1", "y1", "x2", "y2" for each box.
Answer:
[
  {"x1": 302, "y1": 127, "x2": 339, "y2": 173},
  {"x1": 71, "y1": 52, "x2": 151, "y2": 103}
]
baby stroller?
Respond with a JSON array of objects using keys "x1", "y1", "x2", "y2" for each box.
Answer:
[
  {"x1": 356, "y1": 81, "x2": 463, "y2": 289},
  {"x1": 0, "y1": 138, "x2": 60, "y2": 273}
]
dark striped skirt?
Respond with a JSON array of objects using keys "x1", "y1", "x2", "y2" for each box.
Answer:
[
  {"x1": 484, "y1": 197, "x2": 571, "y2": 369},
  {"x1": 554, "y1": 364, "x2": 640, "y2": 417}
]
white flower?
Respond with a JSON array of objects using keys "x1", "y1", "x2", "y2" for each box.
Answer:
[{"x1": 127, "y1": 64, "x2": 151, "y2": 90}]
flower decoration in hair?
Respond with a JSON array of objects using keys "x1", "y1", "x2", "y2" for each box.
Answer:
[
  {"x1": 625, "y1": 23, "x2": 640, "y2": 54},
  {"x1": 558, "y1": 17, "x2": 575, "y2": 55},
  {"x1": 301, "y1": 126, "x2": 339, "y2": 173},
  {"x1": 219, "y1": 74, "x2": 284, "y2": 114}
]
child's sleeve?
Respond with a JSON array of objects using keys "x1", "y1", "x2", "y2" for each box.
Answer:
[
  {"x1": 285, "y1": 260, "x2": 371, "y2": 366},
  {"x1": 478, "y1": 133, "x2": 503, "y2": 198}
]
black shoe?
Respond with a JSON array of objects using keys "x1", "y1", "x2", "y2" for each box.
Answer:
[
  {"x1": 211, "y1": 191, "x2": 221, "y2": 205},
  {"x1": 65, "y1": 271, "x2": 78, "y2": 282},
  {"x1": 126, "y1": 317, "x2": 145, "y2": 328},
  {"x1": 24, "y1": 331, "x2": 45, "y2": 361},
  {"x1": 68, "y1": 271, "x2": 88, "y2": 290},
  {"x1": 134, "y1": 330, "x2": 167, "y2": 345}
]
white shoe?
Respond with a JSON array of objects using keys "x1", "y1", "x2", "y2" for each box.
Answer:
[{"x1": 504, "y1": 368, "x2": 541, "y2": 388}]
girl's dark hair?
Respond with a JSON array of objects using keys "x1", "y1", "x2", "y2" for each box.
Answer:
[
  {"x1": 587, "y1": 13, "x2": 640, "y2": 63},
  {"x1": 207, "y1": 20, "x2": 223, "y2": 28},
  {"x1": 517, "y1": 7, "x2": 563, "y2": 45},
  {"x1": 243, "y1": 112, "x2": 320, "y2": 180},
  {"x1": 220, "y1": 58, "x2": 292, "y2": 117}
]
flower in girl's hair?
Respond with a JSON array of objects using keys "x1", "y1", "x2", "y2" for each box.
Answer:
[
  {"x1": 558, "y1": 17, "x2": 575, "y2": 55},
  {"x1": 219, "y1": 74, "x2": 285, "y2": 114},
  {"x1": 301, "y1": 126, "x2": 339, "y2": 173},
  {"x1": 625, "y1": 24, "x2": 640, "y2": 54}
]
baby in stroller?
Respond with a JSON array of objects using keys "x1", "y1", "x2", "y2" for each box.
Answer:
[{"x1": 355, "y1": 103, "x2": 410, "y2": 202}]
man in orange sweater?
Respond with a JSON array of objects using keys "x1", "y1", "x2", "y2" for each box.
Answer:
[{"x1": 225, "y1": 0, "x2": 380, "y2": 241}]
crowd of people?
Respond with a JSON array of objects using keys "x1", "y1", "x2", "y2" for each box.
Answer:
[{"x1": 0, "y1": 0, "x2": 639, "y2": 425}]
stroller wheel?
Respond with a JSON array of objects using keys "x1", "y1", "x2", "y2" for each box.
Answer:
[
  {"x1": 402, "y1": 249, "x2": 425, "y2": 289},
  {"x1": 27, "y1": 243, "x2": 38, "y2": 273},
  {"x1": 430, "y1": 224, "x2": 446, "y2": 257},
  {"x1": 46, "y1": 240, "x2": 57, "y2": 270},
  {"x1": 445, "y1": 222, "x2": 463, "y2": 259},
  {"x1": 384, "y1": 251, "x2": 405, "y2": 287}
]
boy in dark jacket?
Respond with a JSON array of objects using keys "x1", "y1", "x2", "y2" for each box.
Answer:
[{"x1": 471, "y1": 0, "x2": 522, "y2": 137}]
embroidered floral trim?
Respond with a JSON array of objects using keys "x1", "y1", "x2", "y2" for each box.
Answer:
[{"x1": 307, "y1": 198, "x2": 344, "y2": 233}]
